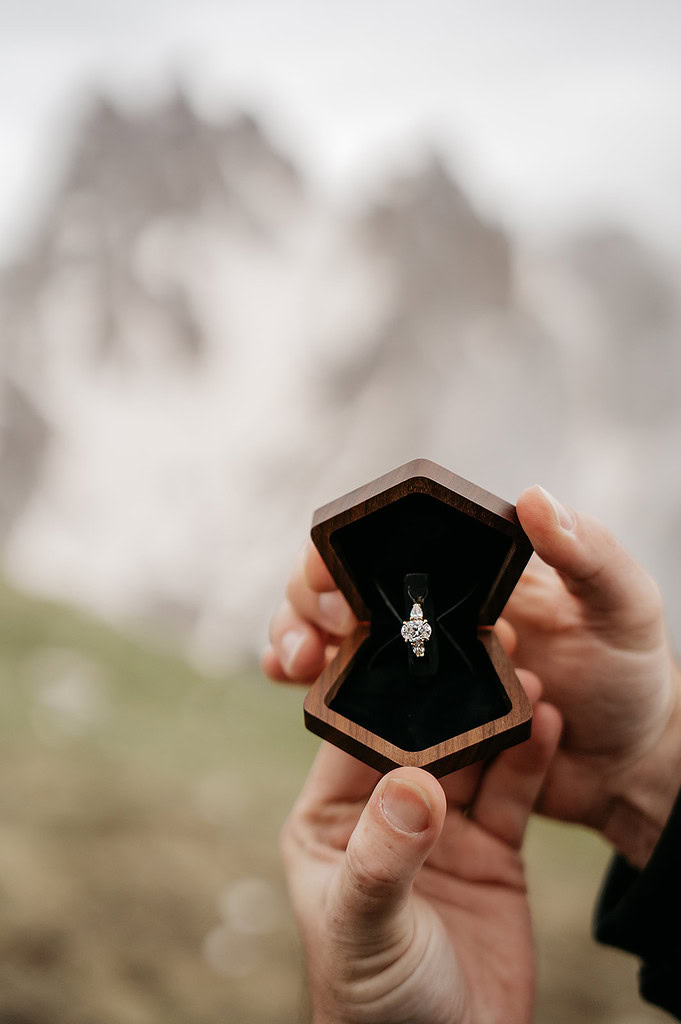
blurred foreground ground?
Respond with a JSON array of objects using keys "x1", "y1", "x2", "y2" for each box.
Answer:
[{"x1": 0, "y1": 582, "x2": 668, "y2": 1023}]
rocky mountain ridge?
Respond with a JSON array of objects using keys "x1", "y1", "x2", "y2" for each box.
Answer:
[{"x1": 1, "y1": 90, "x2": 679, "y2": 662}]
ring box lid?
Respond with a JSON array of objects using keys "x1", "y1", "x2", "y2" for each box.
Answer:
[{"x1": 311, "y1": 458, "x2": 532, "y2": 629}]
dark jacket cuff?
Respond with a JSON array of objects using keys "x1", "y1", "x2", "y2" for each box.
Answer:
[{"x1": 594, "y1": 785, "x2": 681, "y2": 1018}]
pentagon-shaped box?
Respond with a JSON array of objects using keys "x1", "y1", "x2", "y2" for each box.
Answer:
[{"x1": 303, "y1": 459, "x2": 534, "y2": 777}]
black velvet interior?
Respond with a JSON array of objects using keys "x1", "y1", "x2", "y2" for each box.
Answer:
[{"x1": 328, "y1": 492, "x2": 514, "y2": 751}]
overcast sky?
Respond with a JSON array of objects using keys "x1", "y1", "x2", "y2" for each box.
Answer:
[{"x1": 1, "y1": 0, "x2": 681, "y2": 260}]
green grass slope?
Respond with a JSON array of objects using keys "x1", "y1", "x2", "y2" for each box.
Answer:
[{"x1": 0, "y1": 581, "x2": 666, "y2": 1022}]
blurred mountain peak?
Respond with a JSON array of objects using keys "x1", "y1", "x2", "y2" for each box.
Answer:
[
  {"x1": 0, "y1": 89, "x2": 680, "y2": 660},
  {"x1": 390, "y1": 151, "x2": 469, "y2": 207},
  {"x1": 363, "y1": 151, "x2": 511, "y2": 310},
  {"x1": 3, "y1": 89, "x2": 301, "y2": 281}
]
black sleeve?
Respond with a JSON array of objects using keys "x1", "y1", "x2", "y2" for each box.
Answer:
[{"x1": 594, "y1": 786, "x2": 681, "y2": 1019}]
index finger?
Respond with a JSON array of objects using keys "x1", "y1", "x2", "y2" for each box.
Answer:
[
  {"x1": 302, "y1": 539, "x2": 338, "y2": 593},
  {"x1": 516, "y1": 485, "x2": 663, "y2": 629},
  {"x1": 286, "y1": 541, "x2": 356, "y2": 637},
  {"x1": 298, "y1": 741, "x2": 381, "y2": 809}
]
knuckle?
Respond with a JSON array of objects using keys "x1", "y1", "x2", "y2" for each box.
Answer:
[
  {"x1": 343, "y1": 842, "x2": 401, "y2": 904},
  {"x1": 278, "y1": 815, "x2": 294, "y2": 860},
  {"x1": 643, "y1": 575, "x2": 665, "y2": 619},
  {"x1": 268, "y1": 600, "x2": 291, "y2": 643},
  {"x1": 278, "y1": 808, "x2": 305, "y2": 868},
  {"x1": 284, "y1": 575, "x2": 297, "y2": 604},
  {"x1": 267, "y1": 606, "x2": 282, "y2": 643}
]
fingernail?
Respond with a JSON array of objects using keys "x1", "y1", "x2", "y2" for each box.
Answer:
[
  {"x1": 281, "y1": 629, "x2": 305, "y2": 676},
  {"x1": 537, "y1": 485, "x2": 576, "y2": 532},
  {"x1": 381, "y1": 779, "x2": 431, "y2": 834},
  {"x1": 318, "y1": 591, "x2": 352, "y2": 633}
]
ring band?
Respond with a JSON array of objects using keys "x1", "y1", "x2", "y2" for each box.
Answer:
[{"x1": 401, "y1": 601, "x2": 432, "y2": 658}]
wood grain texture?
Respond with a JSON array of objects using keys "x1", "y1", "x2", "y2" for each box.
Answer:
[
  {"x1": 311, "y1": 458, "x2": 532, "y2": 625},
  {"x1": 304, "y1": 628, "x2": 532, "y2": 778},
  {"x1": 304, "y1": 459, "x2": 534, "y2": 777}
]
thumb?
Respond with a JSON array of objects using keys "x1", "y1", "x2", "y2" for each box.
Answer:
[
  {"x1": 326, "y1": 767, "x2": 446, "y2": 956},
  {"x1": 516, "y1": 484, "x2": 663, "y2": 629}
]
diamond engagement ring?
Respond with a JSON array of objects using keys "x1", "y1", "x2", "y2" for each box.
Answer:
[{"x1": 401, "y1": 601, "x2": 432, "y2": 658}]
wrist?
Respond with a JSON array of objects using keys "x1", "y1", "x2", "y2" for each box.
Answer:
[{"x1": 603, "y1": 662, "x2": 681, "y2": 869}]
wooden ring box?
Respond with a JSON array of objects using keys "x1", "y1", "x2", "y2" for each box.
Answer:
[{"x1": 303, "y1": 459, "x2": 534, "y2": 777}]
